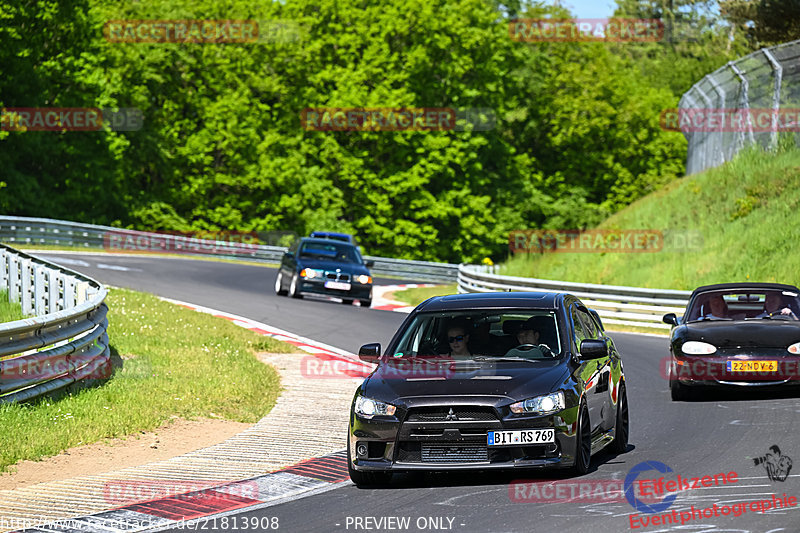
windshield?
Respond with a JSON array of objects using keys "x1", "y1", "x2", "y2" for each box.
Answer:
[
  {"x1": 299, "y1": 242, "x2": 360, "y2": 263},
  {"x1": 390, "y1": 310, "x2": 562, "y2": 360},
  {"x1": 686, "y1": 289, "x2": 800, "y2": 322}
]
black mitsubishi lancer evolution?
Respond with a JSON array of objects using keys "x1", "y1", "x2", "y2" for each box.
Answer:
[{"x1": 347, "y1": 292, "x2": 629, "y2": 486}]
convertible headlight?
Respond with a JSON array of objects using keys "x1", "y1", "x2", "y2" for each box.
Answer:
[
  {"x1": 681, "y1": 341, "x2": 717, "y2": 355},
  {"x1": 300, "y1": 268, "x2": 324, "y2": 279},
  {"x1": 510, "y1": 391, "x2": 565, "y2": 415},
  {"x1": 357, "y1": 274, "x2": 372, "y2": 284},
  {"x1": 788, "y1": 342, "x2": 800, "y2": 354},
  {"x1": 354, "y1": 395, "x2": 396, "y2": 419}
]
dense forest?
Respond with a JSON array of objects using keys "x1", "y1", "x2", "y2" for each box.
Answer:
[{"x1": 0, "y1": 0, "x2": 796, "y2": 262}]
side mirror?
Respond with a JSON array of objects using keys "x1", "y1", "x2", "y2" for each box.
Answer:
[
  {"x1": 364, "y1": 260, "x2": 375, "y2": 268},
  {"x1": 662, "y1": 313, "x2": 678, "y2": 326},
  {"x1": 579, "y1": 339, "x2": 608, "y2": 360},
  {"x1": 358, "y1": 343, "x2": 381, "y2": 363},
  {"x1": 283, "y1": 251, "x2": 293, "y2": 259}
]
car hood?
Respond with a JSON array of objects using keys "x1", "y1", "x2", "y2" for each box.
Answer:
[
  {"x1": 297, "y1": 258, "x2": 370, "y2": 275},
  {"x1": 676, "y1": 320, "x2": 800, "y2": 349},
  {"x1": 363, "y1": 359, "x2": 569, "y2": 402}
]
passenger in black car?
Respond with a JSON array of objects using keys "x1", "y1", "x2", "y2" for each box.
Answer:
[
  {"x1": 445, "y1": 322, "x2": 472, "y2": 358},
  {"x1": 701, "y1": 294, "x2": 728, "y2": 319}
]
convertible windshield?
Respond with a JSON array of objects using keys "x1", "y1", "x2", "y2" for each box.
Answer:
[
  {"x1": 299, "y1": 242, "x2": 360, "y2": 263},
  {"x1": 686, "y1": 289, "x2": 800, "y2": 322},
  {"x1": 391, "y1": 310, "x2": 562, "y2": 360}
]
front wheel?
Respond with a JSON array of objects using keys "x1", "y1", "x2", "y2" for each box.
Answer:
[
  {"x1": 347, "y1": 442, "x2": 392, "y2": 487},
  {"x1": 359, "y1": 299, "x2": 372, "y2": 307},
  {"x1": 610, "y1": 384, "x2": 629, "y2": 454},
  {"x1": 274, "y1": 271, "x2": 288, "y2": 296},
  {"x1": 569, "y1": 402, "x2": 591, "y2": 476},
  {"x1": 288, "y1": 273, "x2": 303, "y2": 299},
  {"x1": 670, "y1": 379, "x2": 694, "y2": 401}
]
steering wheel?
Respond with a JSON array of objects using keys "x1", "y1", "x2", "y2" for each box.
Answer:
[
  {"x1": 515, "y1": 344, "x2": 538, "y2": 351},
  {"x1": 767, "y1": 311, "x2": 793, "y2": 320}
]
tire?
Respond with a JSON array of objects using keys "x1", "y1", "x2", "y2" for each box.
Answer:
[
  {"x1": 360, "y1": 299, "x2": 372, "y2": 308},
  {"x1": 347, "y1": 442, "x2": 392, "y2": 487},
  {"x1": 570, "y1": 402, "x2": 591, "y2": 476},
  {"x1": 288, "y1": 273, "x2": 303, "y2": 299},
  {"x1": 274, "y1": 271, "x2": 288, "y2": 296},
  {"x1": 610, "y1": 384, "x2": 629, "y2": 454},
  {"x1": 342, "y1": 299, "x2": 354, "y2": 305}
]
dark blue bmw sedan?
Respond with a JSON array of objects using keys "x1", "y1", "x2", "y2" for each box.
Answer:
[{"x1": 274, "y1": 237, "x2": 374, "y2": 306}]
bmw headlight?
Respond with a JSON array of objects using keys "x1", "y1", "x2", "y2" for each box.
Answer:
[
  {"x1": 681, "y1": 341, "x2": 717, "y2": 355},
  {"x1": 300, "y1": 268, "x2": 324, "y2": 279},
  {"x1": 510, "y1": 391, "x2": 565, "y2": 415},
  {"x1": 354, "y1": 395, "x2": 396, "y2": 419},
  {"x1": 357, "y1": 274, "x2": 372, "y2": 284}
]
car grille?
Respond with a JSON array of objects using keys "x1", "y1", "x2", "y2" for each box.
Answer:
[
  {"x1": 406, "y1": 407, "x2": 496, "y2": 422},
  {"x1": 325, "y1": 271, "x2": 350, "y2": 282},
  {"x1": 420, "y1": 442, "x2": 488, "y2": 463}
]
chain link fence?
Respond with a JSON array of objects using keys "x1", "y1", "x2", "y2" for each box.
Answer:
[{"x1": 680, "y1": 39, "x2": 800, "y2": 175}]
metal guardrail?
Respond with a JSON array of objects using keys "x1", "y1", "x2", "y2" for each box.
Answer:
[
  {"x1": 458, "y1": 264, "x2": 691, "y2": 330},
  {"x1": 1, "y1": 216, "x2": 688, "y2": 327},
  {"x1": 0, "y1": 244, "x2": 110, "y2": 402},
  {"x1": 0, "y1": 216, "x2": 459, "y2": 283},
  {"x1": 680, "y1": 39, "x2": 800, "y2": 175}
]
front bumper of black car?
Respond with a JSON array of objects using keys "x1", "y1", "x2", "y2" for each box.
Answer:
[
  {"x1": 349, "y1": 405, "x2": 580, "y2": 472},
  {"x1": 298, "y1": 278, "x2": 372, "y2": 300},
  {"x1": 670, "y1": 353, "x2": 800, "y2": 387}
]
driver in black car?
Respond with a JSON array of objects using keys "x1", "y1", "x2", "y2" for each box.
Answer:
[
  {"x1": 756, "y1": 293, "x2": 799, "y2": 320},
  {"x1": 505, "y1": 317, "x2": 551, "y2": 358},
  {"x1": 515, "y1": 317, "x2": 540, "y2": 346}
]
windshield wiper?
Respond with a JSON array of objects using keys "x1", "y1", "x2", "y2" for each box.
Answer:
[
  {"x1": 469, "y1": 356, "x2": 541, "y2": 364},
  {"x1": 692, "y1": 316, "x2": 733, "y2": 322}
]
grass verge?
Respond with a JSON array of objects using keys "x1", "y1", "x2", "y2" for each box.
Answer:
[
  {"x1": 391, "y1": 284, "x2": 458, "y2": 307},
  {"x1": 0, "y1": 287, "x2": 297, "y2": 472},
  {"x1": 0, "y1": 291, "x2": 25, "y2": 322},
  {"x1": 500, "y1": 146, "x2": 800, "y2": 290}
]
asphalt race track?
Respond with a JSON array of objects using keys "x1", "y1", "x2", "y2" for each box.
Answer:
[{"x1": 36, "y1": 253, "x2": 800, "y2": 533}]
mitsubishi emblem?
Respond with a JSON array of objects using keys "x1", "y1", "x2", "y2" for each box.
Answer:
[{"x1": 445, "y1": 408, "x2": 458, "y2": 421}]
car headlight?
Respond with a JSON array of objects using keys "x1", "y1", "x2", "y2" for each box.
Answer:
[
  {"x1": 357, "y1": 274, "x2": 372, "y2": 284},
  {"x1": 788, "y1": 342, "x2": 800, "y2": 354},
  {"x1": 510, "y1": 391, "x2": 565, "y2": 415},
  {"x1": 681, "y1": 341, "x2": 717, "y2": 355},
  {"x1": 300, "y1": 268, "x2": 324, "y2": 279},
  {"x1": 354, "y1": 395, "x2": 396, "y2": 419}
]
